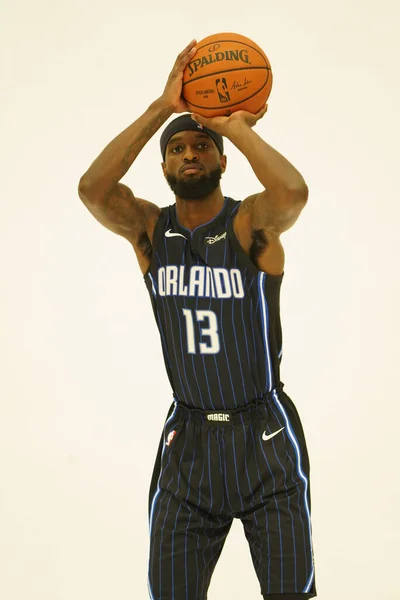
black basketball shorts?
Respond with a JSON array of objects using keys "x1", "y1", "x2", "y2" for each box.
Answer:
[{"x1": 148, "y1": 386, "x2": 317, "y2": 599}]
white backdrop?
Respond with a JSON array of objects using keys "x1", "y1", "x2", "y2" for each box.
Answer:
[{"x1": 1, "y1": 1, "x2": 399, "y2": 599}]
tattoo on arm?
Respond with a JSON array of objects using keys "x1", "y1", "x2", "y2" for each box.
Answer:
[
  {"x1": 103, "y1": 181, "x2": 138, "y2": 229},
  {"x1": 116, "y1": 106, "x2": 173, "y2": 184}
]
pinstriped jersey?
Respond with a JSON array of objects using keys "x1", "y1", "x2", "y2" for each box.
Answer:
[{"x1": 144, "y1": 196, "x2": 283, "y2": 410}]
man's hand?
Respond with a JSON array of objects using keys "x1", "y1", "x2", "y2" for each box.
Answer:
[
  {"x1": 159, "y1": 40, "x2": 198, "y2": 113},
  {"x1": 190, "y1": 104, "x2": 269, "y2": 137}
]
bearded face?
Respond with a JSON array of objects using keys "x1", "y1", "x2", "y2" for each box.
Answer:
[
  {"x1": 162, "y1": 130, "x2": 226, "y2": 201},
  {"x1": 165, "y1": 166, "x2": 223, "y2": 200}
]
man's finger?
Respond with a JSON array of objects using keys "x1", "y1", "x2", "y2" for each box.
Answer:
[
  {"x1": 191, "y1": 113, "x2": 214, "y2": 126},
  {"x1": 173, "y1": 43, "x2": 197, "y2": 73},
  {"x1": 177, "y1": 40, "x2": 197, "y2": 61},
  {"x1": 180, "y1": 45, "x2": 197, "y2": 66},
  {"x1": 256, "y1": 104, "x2": 269, "y2": 118}
]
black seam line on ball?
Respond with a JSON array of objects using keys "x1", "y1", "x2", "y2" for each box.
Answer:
[
  {"x1": 192, "y1": 39, "x2": 269, "y2": 66},
  {"x1": 184, "y1": 76, "x2": 271, "y2": 111},
  {"x1": 183, "y1": 66, "x2": 271, "y2": 87}
]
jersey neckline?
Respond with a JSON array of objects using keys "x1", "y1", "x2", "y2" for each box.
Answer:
[{"x1": 173, "y1": 196, "x2": 230, "y2": 238}]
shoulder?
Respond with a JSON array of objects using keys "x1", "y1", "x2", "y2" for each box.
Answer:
[
  {"x1": 233, "y1": 194, "x2": 285, "y2": 276},
  {"x1": 139, "y1": 200, "x2": 171, "y2": 244},
  {"x1": 231, "y1": 194, "x2": 258, "y2": 252}
]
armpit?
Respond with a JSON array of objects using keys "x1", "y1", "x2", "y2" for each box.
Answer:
[
  {"x1": 137, "y1": 230, "x2": 152, "y2": 259},
  {"x1": 249, "y1": 228, "x2": 269, "y2": 263}
]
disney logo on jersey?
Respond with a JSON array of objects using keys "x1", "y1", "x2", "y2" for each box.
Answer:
[{"x1": 205, "y1": 232, "x2": 227, "y2": 245}]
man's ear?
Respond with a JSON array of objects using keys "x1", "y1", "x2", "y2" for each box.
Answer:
[
  {"x1": 161, "y1": 162, "x2": 167, "y2": 178},
  {"x1": 220, "y1": 154, "x2": 227, "y2": 174}
]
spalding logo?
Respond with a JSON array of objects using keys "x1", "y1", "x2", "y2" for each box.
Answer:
[{"x1": 187, "y1": 49, "x2": 250, "y2": 77}]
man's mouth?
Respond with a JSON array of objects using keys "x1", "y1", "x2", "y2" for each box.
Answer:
[{"x1": 180, "y1": 164, "x2": 203, "y2": 174}]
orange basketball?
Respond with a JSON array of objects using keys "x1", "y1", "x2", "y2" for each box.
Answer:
[{"x1": 182, "y1": 32, "x2": 273, "y2": 118}]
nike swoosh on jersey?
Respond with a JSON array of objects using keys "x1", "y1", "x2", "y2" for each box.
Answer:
[
  {"x1": 262, "y1": 427, "x2": 285, "y2": 441},
  {"x1": 165, "y1": 229, "x2": 187, "y2": 239}
]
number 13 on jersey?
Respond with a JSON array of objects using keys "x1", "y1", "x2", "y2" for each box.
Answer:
[{"x1": 182, "y1": 309, "x2": 220, "y2": 355}]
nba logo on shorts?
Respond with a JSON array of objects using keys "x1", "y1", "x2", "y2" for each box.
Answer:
[
  {"x1": 216, "y1": 78, "x2": 230, "y2": 103},
  {"x1": 166, "y1": 430, "x2": 177, "y2": 446}
]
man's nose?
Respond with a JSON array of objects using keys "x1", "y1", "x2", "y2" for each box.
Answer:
[{"x1": 183, "y1": 147, "x2": 198, "y2": 161}]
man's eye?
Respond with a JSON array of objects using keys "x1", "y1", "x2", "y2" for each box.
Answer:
[
  {"x1": 198, "y1": 143, "x2": 208, "y2": 149},
  {"x1": 172, "y1": 146, "x2": 182, "y2": 153}
]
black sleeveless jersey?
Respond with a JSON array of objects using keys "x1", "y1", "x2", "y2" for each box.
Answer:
[{"x1": 144, "y1": 197, "x2": 284, "y2": 410}]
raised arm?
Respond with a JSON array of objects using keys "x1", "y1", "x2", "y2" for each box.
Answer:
[
  {"x1": 191, "y1": 107, "x2": 308, "y2": 276},
  {"x1": 78, "y1": 40, "x2": 197, "y2": 274}
]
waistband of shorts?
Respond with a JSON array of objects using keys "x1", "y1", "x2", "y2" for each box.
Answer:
[{"x1": 173, "y1": 383, "x2": 284, "y2": 425}]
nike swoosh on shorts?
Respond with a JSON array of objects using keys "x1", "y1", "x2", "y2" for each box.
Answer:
[{"x1": 262, "y1": 427, "x2": 285, "y2": 441}]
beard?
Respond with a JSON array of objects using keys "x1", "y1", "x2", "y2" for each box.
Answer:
[{"x1": 165, "y1": 166, "x2": 222, "y2": 200}]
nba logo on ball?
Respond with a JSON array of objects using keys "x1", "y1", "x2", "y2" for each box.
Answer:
[
  {"x1": 216, "y1": 78, "x2": 230, "y2": 103},
  {"x1": 166, "y1": 430, "x2": 177, "y2": 446},
  {"x1": 183, "y1": 32, "x2": 273, "y2": 117}
]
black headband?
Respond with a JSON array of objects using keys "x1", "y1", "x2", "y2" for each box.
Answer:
[{"x1": 160, "y1": 114, "x2": 224, "y2": 160}]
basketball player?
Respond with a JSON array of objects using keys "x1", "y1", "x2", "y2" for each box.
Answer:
[{"x1": 78, "y1": 39, "x2": 316, "y2": 600}]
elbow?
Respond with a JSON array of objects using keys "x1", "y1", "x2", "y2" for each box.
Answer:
[
  {"x1": 78, "y1": 175, "x2": 91, "y2": 195},
  {"x1": 78, "y1": 175, "x2": 98, "y2": 203},
  {"x1": 286, "y1": 181, "x2": 309, "y2": 205},
  {"x1": 78, "y1": 179, "x2": 89, "y2": 203}
]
